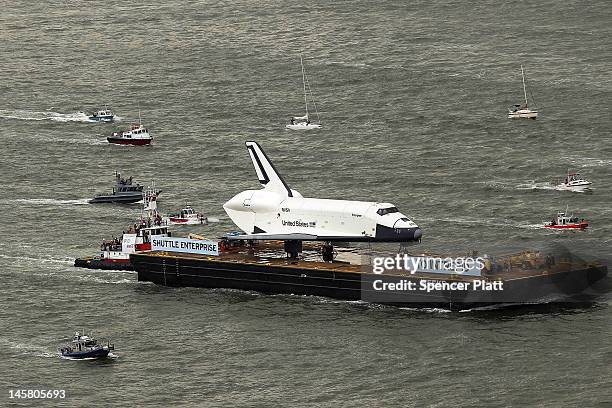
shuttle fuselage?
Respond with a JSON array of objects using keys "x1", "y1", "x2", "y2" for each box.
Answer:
[{"x1": 223, "y1": 142, "x2": 422, "y2": 242}]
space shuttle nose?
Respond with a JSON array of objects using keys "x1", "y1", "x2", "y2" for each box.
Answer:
[{"x1": 223, "y1": 194, "x2": 246, "y2": 212}]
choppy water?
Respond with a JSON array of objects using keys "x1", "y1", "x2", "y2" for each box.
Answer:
[{"x1": 1, "y1": 1, "x2": 611, "y2": 406}]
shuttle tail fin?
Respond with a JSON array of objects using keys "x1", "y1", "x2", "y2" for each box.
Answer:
[{"x1": 245, "y1": 141, "x2": 294, "y2": 197}]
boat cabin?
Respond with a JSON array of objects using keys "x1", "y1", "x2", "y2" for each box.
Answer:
[
  {"x1": 551, "y1": 212, "x2": 580, "y2": 226},
  {"x1": 114, "y1": 184, "x2": 142, "y2": 193},
  {"x1": 134, "y1": 225, "x2": 170, "y2": 251},
  {"x1": 139, "y1": 225, "x2": 169, "y2": 240},
  {"x1": 564, "y1": 173, "x2": 586, "y2": 184},
  {"x1": 181, "y1": 207, "x2": 195, "y2": 216}
]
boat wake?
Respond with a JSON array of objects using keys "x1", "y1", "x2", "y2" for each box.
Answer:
[
  {"x1": 75, "y1": 275, "x2": 136, "y2": 285},
  {"x1": 5, "y1": 198, "x2": 90, "y2": 206},
  {"x1": 419, "y1": 216, "x2": 543, "y2": 231},
  {"x1": 0, "y1": 109, "x2": 123, "y2": 123},
  {"x1": 0, "y1": 339, "x2": 56, "y2": 358},
  {"x1": 0, "y1": 109, "x2": 92, "y2": 122},
  {"x1": 399, "y1": 306, "x2": 452, "y2": 313},
  {"x1": 515, "y1": 181, "x2": 591, "y2": 193},
  {"x1": 561, "y1": 156, "x2": 612, "y2": 168},
  {"x1": 478, "y1": 180, "x2": 590, "y2": 194},
  {"x1": 0, "y1": 253, "x2": 74, "y2": 266},
  {"x1": 60, "y1": 352, "x2": 118, "y2": 360}
]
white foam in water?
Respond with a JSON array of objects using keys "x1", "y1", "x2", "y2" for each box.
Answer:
[
  {"x1": 0, "y1": 109, "x2": 95, "y2": 123},
  {"x1": 561, "y1": 156, "x2": 612, "y2": 168},
  {"x1": 9, "y1": 198, "x2": 90, "y2": 206},
  {"x1": 516, "y1": 181, "x2": 590, "y2": 193},
  {"x1": 0, "y1": 253, "x2": 74, "y2": 265}
]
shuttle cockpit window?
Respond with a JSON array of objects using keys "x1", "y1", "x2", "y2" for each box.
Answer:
[{"x1": 377, "y1": 207, "x2": 399, "y2": 216}]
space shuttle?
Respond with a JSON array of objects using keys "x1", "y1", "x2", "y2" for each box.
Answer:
[{"x1": 223, "y1": 142, "x2": 422, "y2": 242}]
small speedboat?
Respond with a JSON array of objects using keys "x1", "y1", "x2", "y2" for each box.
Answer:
[
  {"x1": 59, "y1": 331, "x2": 114, "y2": 359},
  {"x1": 554, "y1": 171, "x2": 592, "y2": 192},
  {"x1": 108, "y1": 123, "x2": 152, "y2": 145},
  {"x1": 165, "y1": 206, "x2": 207, "y2": 225},
  {"x1": 88, "y1": 107, "x2": 115, "y2": 122},
  {"x1": 543, "y1": 210, "x2": 588, "y2": 230}
]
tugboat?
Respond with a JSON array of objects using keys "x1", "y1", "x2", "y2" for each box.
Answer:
[
  {"x1": 108, "y1": 122, "x2": 152, "y2": 145},
  {"x1": 59, "y1": 331, "x2": 114, "y2": 359},
  {"x1": 89, "y1": 172, "x2": 159, "y2": 204},
  {"x1": 164, "y1": 206, "x2": 208, "y2": 225},
  {"x1": 108, "y1": 109, "x2": 151, "y2": 145},
  {"x1": 75, "y1": 189, "x2": 171, "y2": 270},
  {"x1": 544, "y1": 208, "x2": 588, "y2": 230},
  {"x1": 554, "y1": 171, "x2": 592, "y2": 192},
  {"x1": 88, "y1": 106, "x2": 115, "y2": 122}
]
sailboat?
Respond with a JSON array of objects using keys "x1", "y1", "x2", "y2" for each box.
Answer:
[
  {"x1": 286, "y1": 56, "x2": 322, "y2": 130},
  {"x1": 508, "y1": 65, "x2": 538, "y2": 119}
]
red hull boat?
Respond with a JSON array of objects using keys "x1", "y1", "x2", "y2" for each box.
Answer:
[
  {"x1": 108, "y1": 119, "x2": 152, "y2": 146},
  {"x1": 544, "y1": 222, "x2": 588, "y2": 230},
  {"x1": 543, "y1": 209, "x2": 588, "y2": 230},
  {"x1": 107, "y1": 136, "x2": 152, "y2": 146}
]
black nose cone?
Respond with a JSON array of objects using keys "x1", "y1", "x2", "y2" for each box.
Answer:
[{"x1": 375, "y1": 225, "x2": 423, "y2": 242}]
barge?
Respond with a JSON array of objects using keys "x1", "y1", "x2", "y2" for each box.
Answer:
[{"x1": 130, "y1": 241, "x2": 608, "y2": 310}]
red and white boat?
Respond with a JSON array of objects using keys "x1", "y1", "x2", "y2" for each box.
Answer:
[
  {"x1": 108, "y1": 122, "x2": 152, "y2": 145},
  {"x1": 164, "y1": 206, "x2": 208, "y2": 225},
  {"x1": 543, "y1": 209, "x2": 588, "y2": 230},
  {"x1": 74, "y1": 187, "x2": 170, "y2": 270}
]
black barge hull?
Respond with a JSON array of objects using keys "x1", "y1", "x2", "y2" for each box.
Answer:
[
  {"x1": 74, "y1": 256, "x2": 133, "y2": 271},
  {"x1": 131, "y1": 253, "x2": 608, "y2": 310}
]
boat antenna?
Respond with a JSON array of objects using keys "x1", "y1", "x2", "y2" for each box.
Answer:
[
  {"x1": 300, "y1": 55, "x2": 309, "y2": 120},
  {"x1": 521, "y1": 64, "x2": 528, "y2": 108},
  {"x1": 138, "y1": 102, "x2": 142, "y2": 125}
]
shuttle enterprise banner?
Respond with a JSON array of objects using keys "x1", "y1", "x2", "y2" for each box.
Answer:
[{"x1": 151, "y1": 235, "x2": 219, "y2": 256}]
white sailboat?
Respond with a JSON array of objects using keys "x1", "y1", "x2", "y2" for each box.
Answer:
[
  {"x1": 286, "y1": 56, "x2": 322, "y2": 130},
  {"x1": 508, "y1": 65, "x2": 538, "y2": 119}
]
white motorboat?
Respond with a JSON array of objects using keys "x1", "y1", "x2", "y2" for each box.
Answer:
[
  {"x1": 88, "y1": 106, "x2": 115, "y2": 122},
  {"x1": 554, "y1": 171, "x2": 592, "y2": 192}
]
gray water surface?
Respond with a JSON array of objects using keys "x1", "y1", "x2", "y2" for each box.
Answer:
[{"x1": 1, "y1": 1, "x2": 611, "y2": 406}]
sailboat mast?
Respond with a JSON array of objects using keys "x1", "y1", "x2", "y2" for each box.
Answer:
[
  {"x1": 300, "y1": 55, "x2": 309, "y2": 119},
  {"x1": 521, "y1": 65, "x2": 528, "y2": 107}
]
